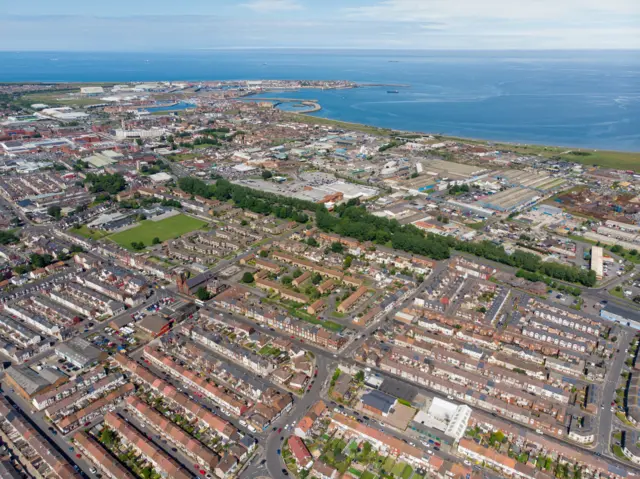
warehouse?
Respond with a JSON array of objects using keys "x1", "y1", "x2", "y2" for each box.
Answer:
[
  {"x1": 600, "y1": 304, "x2": 640, "y2": 329},
  {"x1": 591, "y1": 246, "x2": 604, "y2": 280}
]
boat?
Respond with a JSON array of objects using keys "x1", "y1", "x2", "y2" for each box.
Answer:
[{"x1": 387, "y1": 90, "x2": 399, "y2": 94}]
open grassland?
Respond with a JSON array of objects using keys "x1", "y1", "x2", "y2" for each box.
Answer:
[{"x1": 109, "y1": 214, "x2": 207, "y2": 250}]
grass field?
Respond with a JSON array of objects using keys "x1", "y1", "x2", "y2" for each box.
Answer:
[
  {"x1": 18, "y1": 91, "x2": 107, "y2": 108},
  {"x1": 109, "y1": 214, "x2": 207, "y2": 250},
  {"x1": 71, "y1": 225, "x2": 110, "y2": 240}
]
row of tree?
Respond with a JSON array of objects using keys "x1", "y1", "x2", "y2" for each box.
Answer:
[
  {"x1": 178, "y1": 177, "x2": 313, "y2": 223},
  {"x1": 178, "y1": 177, "x2": 596, "y2": 287}
]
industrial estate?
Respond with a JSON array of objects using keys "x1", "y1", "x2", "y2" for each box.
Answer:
[{"x1": 0, "y1": 80, "x2": 638, "y2": 479}]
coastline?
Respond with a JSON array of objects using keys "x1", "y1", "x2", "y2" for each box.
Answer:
[{"x1": 282, "y1": 111, "x2": 640, "y2": 171}]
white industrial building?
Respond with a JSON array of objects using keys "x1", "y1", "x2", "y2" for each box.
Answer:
[
  {"x1": 591, "y1": 246, "x2": 604, "y2": 280},
  {"x1": 412, "y1": 397, "x2": 472, "y2": 442}
]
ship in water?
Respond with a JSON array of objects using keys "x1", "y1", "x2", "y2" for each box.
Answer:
[{"x1": 387, "y1": 90, "x2": 399, "y2": 94}]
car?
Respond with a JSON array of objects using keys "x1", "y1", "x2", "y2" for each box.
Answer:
[
  {"x1": 282, "y1": 469, "x2": 289, "y2": 476},
  {"x1": 51, "y1": 429, "x2": 57, "y2": 435},
  {"x1": 90, "y1": 467, "x2": 98, "y2": 474},
  {"x1": 433, "y1": 446, "x2": 440, "y2": 451},
  {"x1": 278, "y1": 427, "x2": 282, "y2": 433},
  {"x1": 277, "y1": 449, "x2": 281, "y2": 455},
  {"x1": 280, "y1": 436, "x2": 284, "y2": 440},
  {"x1": 260, "y1": 459, "x2": 267, "y2": 466},
  {"x1": 464, "y1": 460, "x2": 471, "y2": 466}
]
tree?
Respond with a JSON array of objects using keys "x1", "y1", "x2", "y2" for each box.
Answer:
[
  {"x1": 131, "y1": 241, "x2": 145, "y2": 251},
  {"x1": 84, "y1": 173, "x2": 126, "y2": 195},
  {"x1": 74, "y1": 204, "x2": 88, "y2": 214},
  {"x1": 259, "y1": 250, "x2": 269, "y2": 258},
  {"x1": 282, "y1": 276, "x2": 293, "y2": 286},
  {"x1": 262, "y1": 170, "x2": 273, "y2": 180},
  {"x1": 100, "y1": 427, "x2": 116, "y2": 447},
  {"x1": 242, "y1": 272, "x2": 255, "y2": 284},
  {"x1": 311, "y1": 273, "x2": 323, "y2": 285},
  {"x1": 0, "y1": 231, "x2": 18, "y2": 245},
  {"x1": 344, "y1": 256, "x2": 353, "y2": 269},
  {"x1": 135, "y1": 138, "x2": 143, "y2": 146},
  {"x1": 292, "y1": 268, "x2": 303, "y2": 278},
  {"x1": 47, "y1": 205, "x2": 62, "y2": 220},
  {"x1": 307, "y1": 238, "x2": 319, "y2": 247},
  {"x1": 195, "y1": 287, "x2": 211, "y2": 301},
  {"x1": 30, "y1": 253, "x2": 52, "y2": 268},
  {"x1": 152, "y1": 237, "x2": 161, "y2": 245},
  {"x1": 331, "y1": 242, "x2": 344, "y2": 254},
  {"x1": 355, "y1": 370, "x2": 365, "y2": 382}
]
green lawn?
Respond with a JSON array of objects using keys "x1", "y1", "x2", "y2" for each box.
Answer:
[
  {"x1": 610, "y1": 288, "x2": 626, "y2": 299},
  {"x1": 383, "y1": 457, "x2": 396, "y2": 471},
  {"x1": 391, "y1": 462, "x2": 408, "y2": 477},
  {"x1": 287, "y1": 306, "x2": 345, "y2": 332},
  {"x1": 361, "y1": 472, "x2": 376, "y2": 479},
  {"x1": 109, "y1": 214, "x2": 207, "y2": 250},
  {"x1": 71, "y1": 225, "x2": 110, "y2": 240}
]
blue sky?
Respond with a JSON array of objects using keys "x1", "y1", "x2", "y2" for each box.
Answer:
[{"x1": 3, "y1": 0, "x2": 639, "y2": 50}]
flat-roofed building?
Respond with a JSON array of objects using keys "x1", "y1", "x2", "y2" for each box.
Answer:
[{"x1": 591, "y1": 246, "x2": 604, "y2": 280}]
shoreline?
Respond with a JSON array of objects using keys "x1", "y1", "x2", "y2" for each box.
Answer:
[
  {"x1": 7, "y1": 79, "x2": 639, "y2": 168},
  {"x1": 282, "y1": 111, "x2": 640, "y2": 171}
]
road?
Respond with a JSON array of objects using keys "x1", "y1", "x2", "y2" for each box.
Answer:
[
  {"x1": 1, "y1": 385, "x2": 97, "y2": 478},
  {"x1": 595, "y1": 328, "x2": 636, "y2": 455}
]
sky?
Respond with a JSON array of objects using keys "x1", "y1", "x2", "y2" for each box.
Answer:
[{"x1": 2, "y1": 0, "x2": 639, "y2": 51}]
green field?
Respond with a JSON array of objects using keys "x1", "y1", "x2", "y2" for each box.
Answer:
[
  {"x1": 109, "y1": 214, "x2": 207, "y2": 250},
  {"x1": 72, "y1": 225, "x2": 110, "y2": 240}
]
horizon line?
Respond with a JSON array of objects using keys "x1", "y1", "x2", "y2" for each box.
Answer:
[{"x1": 1, "y1": 47, "x2": 640, "y2": 53}]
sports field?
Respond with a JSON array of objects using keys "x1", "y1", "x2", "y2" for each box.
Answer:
[{"x1": 109, "y1": 214, "x2": 207, "y2": 250}]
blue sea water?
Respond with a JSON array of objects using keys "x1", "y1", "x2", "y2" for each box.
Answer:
[
  {"x1": 141, "y1": 101, "x2": 196, "y2": 113},
  {"x1": 1, "y1": 50, "x2": 639, "y2": 151}
]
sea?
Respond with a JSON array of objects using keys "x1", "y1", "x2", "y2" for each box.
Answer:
[{"x1": 1, "y1": 49, "x2": 639, "y2": 151}]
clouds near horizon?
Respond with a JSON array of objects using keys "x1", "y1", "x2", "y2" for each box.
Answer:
[{"x1": 2, "y1": 0, "x2": 639, "y2": 50}]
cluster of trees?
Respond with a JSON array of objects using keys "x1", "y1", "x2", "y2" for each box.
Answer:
[
  {"x1": 178, "y1": 177, "x2": 313, "y2": 224},
  {"x1": 130, "y1": 241, "x2": 145, "y2": 250},
  {"x1": 14, "y1": 253, "x2": 56, "y2": 275},
  {"x1": 612, "y1": 244, "x2": 638, "y2": 256},
  {"x1": 139, "y1": 160, "x2": 170, "y2": 175},
  {"x1": 378, "y1": 139, "x2": 404, "y2": 152},
  {"x1": 449, "y1": 183, "x2": 470, "y2": 195},
  {"x1": 84, "y1": 173, "x2": 126, "y2": 195},
  {"x1": 195, "y1": 287, "x2": 212, "y2": 301},
  {"x1": 0, "y1": 230, "x2": 18, "y2": 245},
  {"x1": 200, "y1": 127, "x2": 230, "y2": 135},
  {"x1": 73, "y1": 160, "x2": 90, "y2": 171},
  {"x1": 47, "y1": 205, "x2": 62, "y2": 220}
]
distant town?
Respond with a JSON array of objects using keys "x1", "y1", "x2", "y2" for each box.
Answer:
[{"x1": 0, "y1": 79, "x2": 639, "y2": 479}]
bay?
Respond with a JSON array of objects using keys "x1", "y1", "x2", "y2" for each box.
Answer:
[{"x1": 1, "y1": 49, "x2": 639, "y2": 151}]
